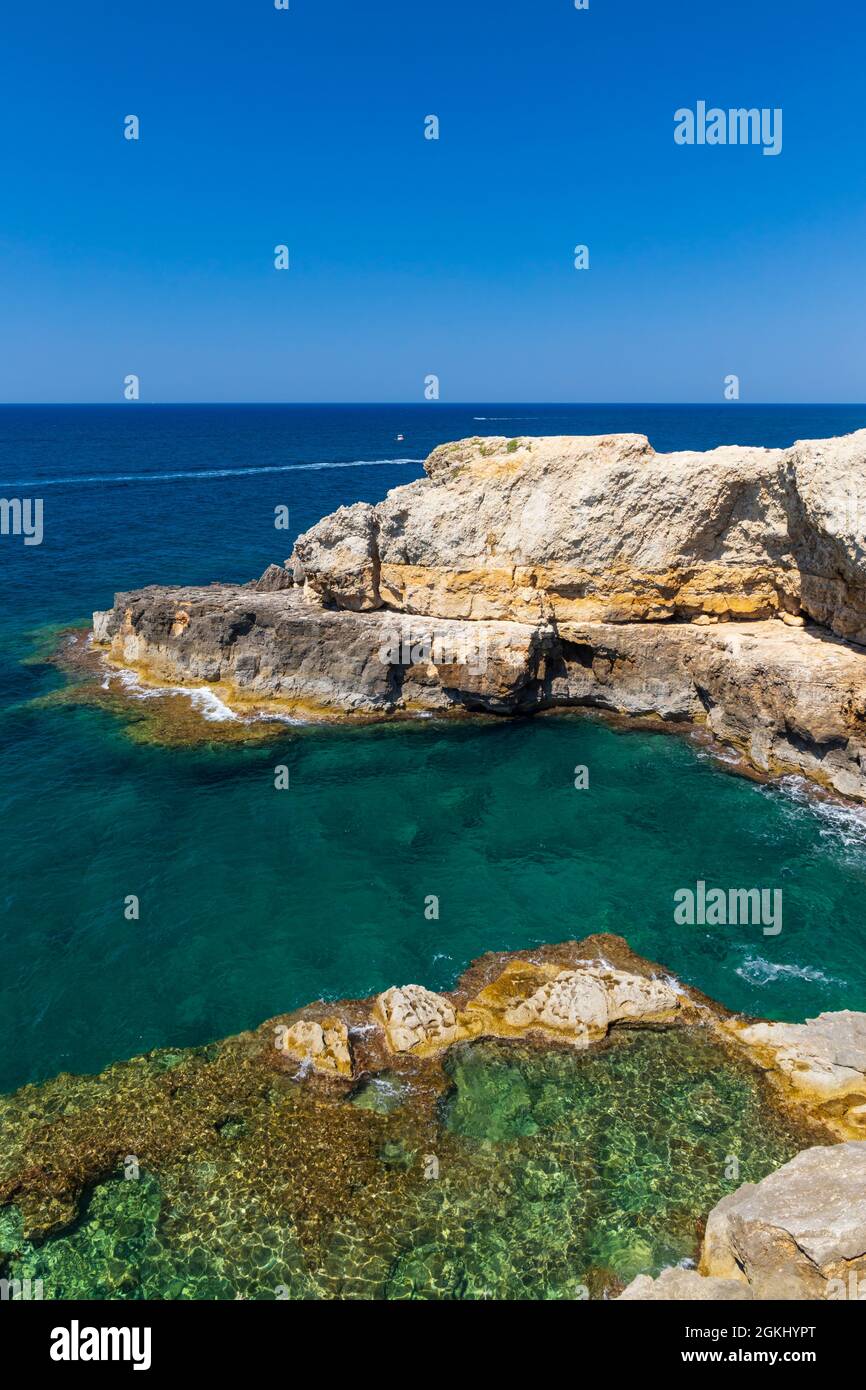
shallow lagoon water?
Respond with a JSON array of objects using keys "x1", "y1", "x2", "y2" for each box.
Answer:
[
  {"x1": 0, "y1": 1028, "x2": 809, "y2": 1300},
  {"x1": 3, "y1": 699, "x2": 866, "y2": 1095}
]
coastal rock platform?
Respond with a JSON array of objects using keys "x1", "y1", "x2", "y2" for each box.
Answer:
[
  {"x1": 1, "y1": 934, "x2": 863, "y2": 1300},
  {"x1": 91, "y1": 430, "x2": 866, "y2": 800}
]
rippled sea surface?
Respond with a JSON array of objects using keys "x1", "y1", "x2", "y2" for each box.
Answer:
[
  {"x1": 2, "y1": 404, "x2": 866, "y2": 1097},
  {"x1": 0, "y1": 1028, "x2": 809, "y2": 1300}
]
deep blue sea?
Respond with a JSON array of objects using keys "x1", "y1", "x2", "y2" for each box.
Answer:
[{"x1": 2, "y1": 404, "x2": 866, "y2": 1095}]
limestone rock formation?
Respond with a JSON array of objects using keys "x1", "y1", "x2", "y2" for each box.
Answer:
[
  {"x1": 277, "y1": 1018, "x2": 353, "y2": 1078},
  {"x1": 700, "y1": 1142, "x2": 866, "y2": 1298},
  {"x1": 287, "y1": 430, "x2": 866, "y2": 636},
  {"x1": 503, "y1": 970, "x2": 611, "y2": 1042},
  {"x1": 252, "y1": 563, "x2": 295, "y2": 593},
  {"x1": 91, "y1": 430, "x2": 866, "y2": 799},
  {"x1": 374, "y1": 984, "x2": 462, "y2": 1055},
  {"x1": 502, "y1": 963, "x2": 680, "y2": 1044},
  {"x1": 373, "y1": 957, "x2": 682, "y2": 1055},
  {"x1": 729, "y1": 1011, "x2": 866, "y2": 1138}
]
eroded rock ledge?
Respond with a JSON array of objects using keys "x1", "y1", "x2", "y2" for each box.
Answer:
[
  {"x1": 92, "y1": 430, "x2": 866, "y2": 798},
  {"x1": 2, "y1": 935, "x2": 864, "y2": 1299},
  {"x1": 272, "y1": 935, "x2": 866, "y2": 1144}
]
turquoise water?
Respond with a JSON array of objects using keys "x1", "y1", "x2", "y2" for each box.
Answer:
[
  {"x1": 3, "y1": 701, "x2": 866, "y2": 1094},
  {"x1": 2, "y1": 405, "x2": 866, "y2": 1096}
]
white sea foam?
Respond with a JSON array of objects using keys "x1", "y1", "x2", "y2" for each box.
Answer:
[
  {"x1": 107, "y1": 669, "x2": 239, "y2": 721},
  {"x1": 770, "y1": 775, "x2": 866, "y2": 849},
  {"x1": 3, "y1": 458, "x2": 424, "y2": 489},
  {"x1": 348, "y1": 1022, "x2": 378, "y2": 1039},
  {"x1": 101, "y1": 666, "x2": 311, "y2": 726},
  {"x1": 735, "y1": 955, "x2": 842, "y2": 988}
]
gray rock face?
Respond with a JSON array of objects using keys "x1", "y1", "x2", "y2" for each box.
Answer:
[
  {"x1": 251, "y1": 563, "x2": 294, "y2": 593},
  {"x1": 91, "y1": 430, "x2": 866, "y2": 799},
  {"x1": 701, "y1": 1142, "x2": 866, "y2": 1298},
  {"x1": 93, "y1": 585, "x2": 553, "y2": 715}
]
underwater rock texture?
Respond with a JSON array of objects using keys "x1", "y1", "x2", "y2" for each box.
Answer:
[
  {"x1": 0, "y1": 935, "x2": 861, "y2": 1300},
  {"x1": 92, "y1": 431, "x2": 866, "y2": 799}
]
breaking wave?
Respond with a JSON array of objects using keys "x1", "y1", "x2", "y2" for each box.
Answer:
[
  {"x1": 102, "y1": 668, "x2": 305, "y2": 725},
  {"x1": 735, "y1": 955, "x2": 844, "y2": 988}
]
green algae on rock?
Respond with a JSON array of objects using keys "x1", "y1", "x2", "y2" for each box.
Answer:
[{"x1": 0, "y1": 938, "x2": 820, "y2": 1301}]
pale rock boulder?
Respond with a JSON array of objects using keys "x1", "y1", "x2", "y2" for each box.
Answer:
[
  {"x1": 789, "y1": 433, "x2": 866, "y2": 643},
  {"x1": 588, "y1": 962, "x2": 681, "y2": 1023},
  {"x1": 502, "y1": 964, "x2": 679, "y2": 1044},
  {"x1": 618, "y1": 1268, "x2": 754, "y2": 1301},
  {"x1": 278, "y1": 1018, "x2": 353, "y2": 1078},
  {"x1": 375, "y1": 984, "x2": 462, "y2": 1055},
  {"x1": 504, "y1": 969, "x2": 611, "y2": 1043},
  {"x1": 92, "y1": 609, "x2": 112, "y2": 643},
  {"x1": 700, "y1": 1142, "x2": 866, "y2": 1299},
  {"x1": 293, "y1": 503, "x2": 380, "y2": 611},
  {"x1": 735, "y1": 1011, "x2": 866, "y2": 1133}
]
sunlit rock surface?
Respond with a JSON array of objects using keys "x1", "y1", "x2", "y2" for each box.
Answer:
[
  {"x1": 0, "y1": 934, "x2": 858, "y2": 1300},
  {"x1": 92, "y1": 431, "x2": 866, "y2": 800},
  {"x1": 700, "y1": 1142, "x2": 866, "y2": 1298}
]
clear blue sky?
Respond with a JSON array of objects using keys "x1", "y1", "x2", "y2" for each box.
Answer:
[{"x1": 1, "y1": 0, "x2": 864, "y2": 403}]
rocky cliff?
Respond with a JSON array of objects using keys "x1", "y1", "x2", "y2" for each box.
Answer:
[{"x1": 92, "y1": 430, "x2": 866, "y2": 798}]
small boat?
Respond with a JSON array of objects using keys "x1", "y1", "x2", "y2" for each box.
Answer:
[{"x1": 396, "y1": 433, "x2": 404, "y2": 441}]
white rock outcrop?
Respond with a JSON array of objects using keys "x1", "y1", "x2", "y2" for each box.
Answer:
[
  {"x1": 737, "y1": 1011, "x2": 866, "y2": 1100},
  {"x1": 503, "y1": 964, "x2": 680, "y2": 1044},
  {"x1": 701, "y1": 1142, "x2": 866, "y2": 1298},
  {"x1": 375, "y1": 984, "x2": 461, "y2": 1054}
]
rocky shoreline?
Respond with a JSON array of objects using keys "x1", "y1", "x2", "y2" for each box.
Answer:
[
  {"x1": 2, "y1": 934, "x2": 864, "y2": 1300},
  {"x1": 91, "y1": 430, "x2": 866, "y2": 800}
]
